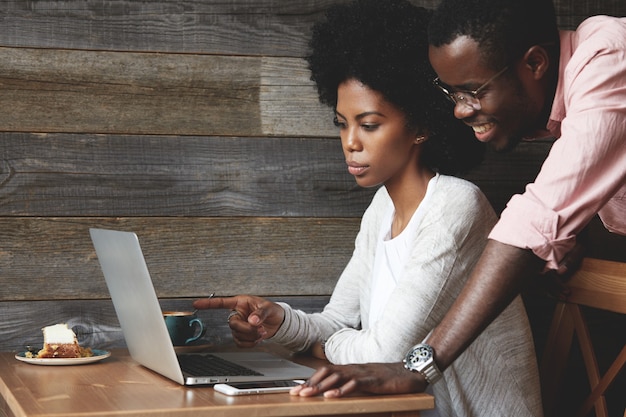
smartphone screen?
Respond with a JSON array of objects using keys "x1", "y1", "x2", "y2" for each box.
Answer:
[{"x1": 214, "y1": 380, "x2": 304, "y2": 396}]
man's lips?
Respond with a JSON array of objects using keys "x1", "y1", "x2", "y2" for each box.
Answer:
[
  {"x1": 466, "y1": 120, "x2": 496, "y2": 142},
  {"x1": 468, "y1": 121, "x2": 496, "y2": 134}
]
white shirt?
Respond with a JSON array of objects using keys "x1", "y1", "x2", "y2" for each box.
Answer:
[{"x1": 369, "y1": 174, "x2": 439, "y2": 326}]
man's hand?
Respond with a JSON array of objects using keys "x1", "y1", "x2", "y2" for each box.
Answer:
[
  {"x1": 289, "y1": 362, "x2": 426, "y2": 398},
  {"x1": 556, "y1": 241, "x2": 585, "y2": 278},
  {"x1": 192, "y1": 295, "x2": 285, "y2": 347},
  {"x1": 537, "y1": 241, "x2": 586, "y2": 300}
]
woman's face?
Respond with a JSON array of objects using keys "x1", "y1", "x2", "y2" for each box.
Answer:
[{"x1": 335, "y1": 79, "x2": 420, "y2": 188}]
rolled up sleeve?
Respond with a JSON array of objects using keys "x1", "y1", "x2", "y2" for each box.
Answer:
[{"x1": 490, "y1": 17, "x2": 626, "y2": 269}]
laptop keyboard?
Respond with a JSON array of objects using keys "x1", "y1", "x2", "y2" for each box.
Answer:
[{"x1": 178, "y1": 354, "x2": 264, "y2": 377}]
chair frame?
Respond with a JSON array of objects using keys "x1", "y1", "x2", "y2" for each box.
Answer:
[{"x1": 540, "y1": 258, "x2": 626, "y2": 417}]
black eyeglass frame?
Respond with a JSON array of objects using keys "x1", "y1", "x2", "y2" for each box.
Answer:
[{"x1": 432, "y1": 65, "x2": 509, "y2": 110}]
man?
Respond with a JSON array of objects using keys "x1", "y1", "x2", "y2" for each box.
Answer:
[{"x1": 290, "y1": 0, "x2": 626, "y2": 399}]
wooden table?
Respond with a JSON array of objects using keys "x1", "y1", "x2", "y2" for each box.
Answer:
[{"x1": 0, "y1": 348, "x2": 434, "y2": 417}]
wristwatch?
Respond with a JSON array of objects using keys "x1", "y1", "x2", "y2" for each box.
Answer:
[{"x1": 403, "y1": 343, "x2": 443, "y2": 385}]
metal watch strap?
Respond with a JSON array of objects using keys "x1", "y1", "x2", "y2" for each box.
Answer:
[{"x1": 418, "y1": 360, "x2": 442, "y2": 385}]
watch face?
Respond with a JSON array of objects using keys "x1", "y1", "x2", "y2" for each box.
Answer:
[
  {"x1": 407, "y1": 344, "x2": 433, "y2": 366},
  {"x1": 404, "y1": 343, "x2": 442, "y2": 384}
]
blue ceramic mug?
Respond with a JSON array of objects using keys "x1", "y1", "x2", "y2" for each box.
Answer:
[{"x1": 163, "y1": 311, "x2": 206, "y2": 346}]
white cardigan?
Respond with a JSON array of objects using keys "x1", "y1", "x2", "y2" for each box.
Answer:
[{"x1": 271, "y1": 175, "x2": 543, "y2": 417}]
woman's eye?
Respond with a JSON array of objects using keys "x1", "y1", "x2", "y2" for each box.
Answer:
[{"x1": 362, "y1": 123, "x2": 379, "y2": 131}]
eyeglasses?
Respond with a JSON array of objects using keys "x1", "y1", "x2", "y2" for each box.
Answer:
[{"x1": 433, "y1": 66, "x2": 509, "y2": 110}]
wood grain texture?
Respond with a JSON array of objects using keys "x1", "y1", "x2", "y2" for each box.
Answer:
[
  {"x1": 539, "y1": 258, "x2": 626, "y2": 417},
  {"x1": 0, "y1": 348, "x2": 436, "y2": 416},
  {"x1": 0, "y1": 0, "x2": 442, "y2": 56},
  {"x1": 0, "y1": 217, "x2": 360, "y2": 301},
  {"x1": 1, "y1": 0, "x2": 621, "y2": 57},
  {"x1": 0, "y1": 48, "x2": 338, "y2": 137},
  {"x1": 0, "y1": 133, "x2": 373, "y2": 217},
  {"x1": 566, "y1": 258, "x2": 626, "y2": 314},
  {"x1": 0, "y1": 133, "x2": 552, "y2": 217}
]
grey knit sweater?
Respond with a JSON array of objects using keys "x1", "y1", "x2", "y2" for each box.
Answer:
[{"x1": 271, "y1": 175, "x2": 543, "y2": 417}]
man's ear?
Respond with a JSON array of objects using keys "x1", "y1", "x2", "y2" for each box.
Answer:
[{"x1": 522, "y1": 45, "x2": 550, "y2": 80}]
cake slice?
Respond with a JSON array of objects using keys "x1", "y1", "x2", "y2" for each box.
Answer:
[{"x1": 37, "y1": 323, "x2": 82, "y2": 358}]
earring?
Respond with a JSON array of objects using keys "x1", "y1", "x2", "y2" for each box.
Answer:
[{"x1": 415, "y1": 135, "x2": 426, "y2": 144}]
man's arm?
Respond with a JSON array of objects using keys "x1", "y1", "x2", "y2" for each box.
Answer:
[{"x1": 425, "y1": 239, "x2": 544, "y2": 370}]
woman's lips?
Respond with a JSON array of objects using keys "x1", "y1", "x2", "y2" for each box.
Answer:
[{"x1": 347, "y1": 162, "x2": 368, "y2": 176}]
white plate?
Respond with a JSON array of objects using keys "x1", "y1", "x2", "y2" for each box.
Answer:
[{"x1": 15, "y1": 349, "x2": 111, "y2": 366}]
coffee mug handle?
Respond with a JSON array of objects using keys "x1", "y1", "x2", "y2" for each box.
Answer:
[{"x1": 185, "y1": 318, "x2": 206, "y2": 344}]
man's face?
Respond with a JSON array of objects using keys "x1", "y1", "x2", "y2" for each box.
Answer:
[{"x1": 428, "y1": 36, "x2": 544, "y2": 152}]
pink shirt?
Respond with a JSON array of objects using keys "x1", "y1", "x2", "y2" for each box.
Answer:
[{"x1": 490, "y1": 16, "x2": 626, "y2": 269}]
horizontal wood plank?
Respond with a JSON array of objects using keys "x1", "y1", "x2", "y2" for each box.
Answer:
[
  {"x1": 0, "y1": 0, "x2": 620, "y2": 57},
  {"x1": 567, "y1": 258, "x2": 626, "y2": 314},
  {"x1": 0, "y1": 1, "x2": 330, "y2": 56},
  {"x1": 0, "y1": 48, "x2": 339, "y2": 137},
  {"x1": 0, "y1": 133, "x2": 373, "y2": 217},
  {"x1": 0, "y1": 133, "x2": 552, "y2": 217},
  {"x1": 0, "y1": 217, "x2": 360, "y2": 301},
  {"x1": 0, "y1": 0, "x2": 442, "y2": 56},
  {"x1": 0, "y1": 296, "x2": 330, "y2": 352}
]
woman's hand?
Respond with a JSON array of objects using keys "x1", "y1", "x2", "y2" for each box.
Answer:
[
  {"x1": 193, "y1": 295, "x2": 285, "y2": 347},
  {"x1": 289, "y1": 362, "x2": 427, "y2": 398}
]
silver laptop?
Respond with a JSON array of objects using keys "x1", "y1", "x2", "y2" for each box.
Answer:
[{"x1": 89, "y1": 227, "x2": 315, "y2": 385}]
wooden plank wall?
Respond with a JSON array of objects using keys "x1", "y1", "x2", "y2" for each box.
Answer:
[{"x1": 1, "y1": 0, "x2": 625, "y2": 355}]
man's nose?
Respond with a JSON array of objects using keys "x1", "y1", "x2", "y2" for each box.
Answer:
[{"x1": 453, "y1": 102, "x2": 477, "y2": 119}]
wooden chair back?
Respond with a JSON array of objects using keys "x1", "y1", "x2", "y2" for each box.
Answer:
[{"x1": 540, "y1": 258, "x2": 626, "y2": 417}]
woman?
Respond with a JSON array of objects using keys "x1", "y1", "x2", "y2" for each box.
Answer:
[{"x1": 195, "y1": 1, "x2": 543, "y2": 415}]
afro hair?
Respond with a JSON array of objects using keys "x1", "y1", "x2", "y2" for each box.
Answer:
[{"x1": 306, "y1": 0, "x2": 485, "y2": 175}]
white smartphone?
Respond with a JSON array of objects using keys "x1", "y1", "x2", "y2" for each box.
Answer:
[{"x1": 213, "y1": 380, "x2": 305, "y2": 396}]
